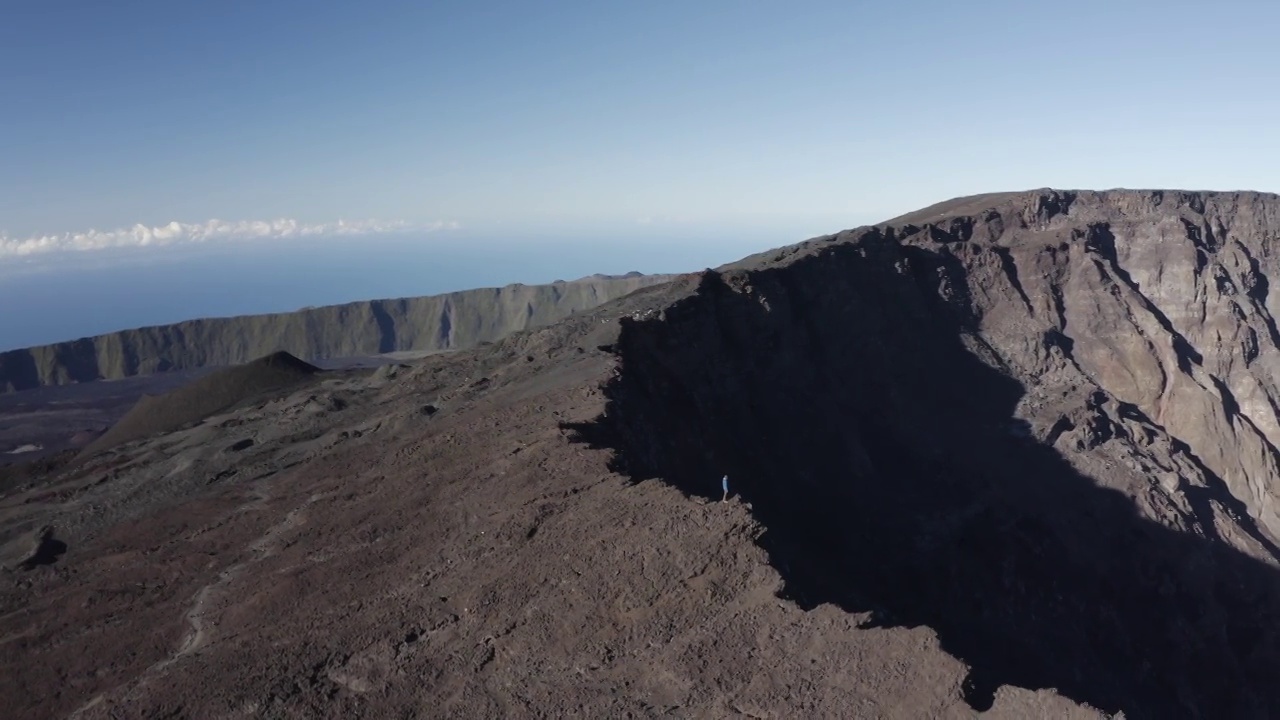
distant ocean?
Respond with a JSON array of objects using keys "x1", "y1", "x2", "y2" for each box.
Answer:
[{"x1": 0, "y1": 230, "x2": 791, "y2": 351}]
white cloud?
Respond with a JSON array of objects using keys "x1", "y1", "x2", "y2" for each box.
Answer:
[{"x1": 0, "y1": 217, "x2": 460, "y2": 259}]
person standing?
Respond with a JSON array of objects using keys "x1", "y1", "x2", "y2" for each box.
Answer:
[{"x1": 721, "y1": 475, "x2": 730, "y2": 503}]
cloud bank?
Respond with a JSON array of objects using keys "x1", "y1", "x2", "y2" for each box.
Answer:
[{"x1": 0, "y1": 218, "x2": 459, "y2": 259}]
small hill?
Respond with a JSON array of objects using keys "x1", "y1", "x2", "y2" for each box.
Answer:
[{"x1": 79, "y1": 351, "x2": 320, "y2": 458}]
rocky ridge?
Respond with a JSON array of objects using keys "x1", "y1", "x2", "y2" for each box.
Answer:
[
  {"x1": 7, "y1": 190, "x2": 1280, "y2": 717},
  {"x1": 584, "y1": 189, "x2": 1280, "y2": 717},
  {"x1": 0, "y1": 272, "x2": 671, "y2": 393}
]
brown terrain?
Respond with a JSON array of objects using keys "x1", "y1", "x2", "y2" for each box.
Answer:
[{"x1": 6, "y1": 189, "x2": 1280, "y2": 718}]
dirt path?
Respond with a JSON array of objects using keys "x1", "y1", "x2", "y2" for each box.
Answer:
[{"x1": 68, "y1": 473, "x2": 331, "y2": 718}]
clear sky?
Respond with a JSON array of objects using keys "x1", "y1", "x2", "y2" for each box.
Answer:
[{"x1": 1, "y1": 0, "x2": 1278, "y2": 347}]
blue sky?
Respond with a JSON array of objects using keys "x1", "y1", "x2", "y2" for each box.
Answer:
[{"x1": 1, "y1": 0, "x2": 1278, "y2": 346}]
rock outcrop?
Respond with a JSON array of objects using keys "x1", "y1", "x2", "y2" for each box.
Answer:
[
  {"x1": 581, "y1": 189, "x2": 1280, "y2": 717},
  {"x1": 0, "y1": 273, "x2": 671, "y2": 393}
]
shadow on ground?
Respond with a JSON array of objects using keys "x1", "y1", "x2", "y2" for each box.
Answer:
[{"x1": 565, "y1": 234, "x2": 1280, "y2": 719}]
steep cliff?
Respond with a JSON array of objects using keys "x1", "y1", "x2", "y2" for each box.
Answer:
[
  {"x1": 578, "y1": 189, "x2": 1280, "y2": 717},
  {"x1": 0, "y1": 273, "x2": 671, "y2": 393}
]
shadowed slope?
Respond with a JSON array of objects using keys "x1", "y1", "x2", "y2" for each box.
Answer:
[{"x1": 569, "y1": 190, "x2": 1280, "y2": 718}]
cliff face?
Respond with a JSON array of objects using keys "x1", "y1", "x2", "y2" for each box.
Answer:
[
  {"x1": 16, "y1": 190, "x2": 1280, "y2": 718},
  {"x1": 580, "y1": 189, "x2": 1280, "y2": 717},
  {"x1": 0, "y1": 274, "x2": 671, "y2": 393}
]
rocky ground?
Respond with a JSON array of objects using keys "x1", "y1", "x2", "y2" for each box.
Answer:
[
  {"x1": 0, "y1": 279, "x2": 1103, "y2": 719},
  {"x1": 9, "y1": 189, "x2": 1280, "y2": 718}
]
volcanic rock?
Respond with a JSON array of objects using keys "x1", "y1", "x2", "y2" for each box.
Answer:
[{"x1": 7, "y1": 190, "x2": 1280, "y2": 718}]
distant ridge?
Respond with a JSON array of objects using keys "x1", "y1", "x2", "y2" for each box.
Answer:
[
  {"x1": 78, "y1": 351, "x2": 321, "y2": 458},
  {"x1": 0, "y1": 273, "x2": 672, "y2": 393}
]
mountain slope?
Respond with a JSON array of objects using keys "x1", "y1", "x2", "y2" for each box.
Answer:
[
  {"x1": 10, "y1": 190, "x2": 1280, "y2": 718},
  {"x1": 0, "y1": 275, "x2": 1100, "y2": 719},
  {"x1": 587, "y1": 189, "x2": 1280, "y2": 717},
  {"x1": 0, "y1": 273, "x2": 672, "y2": 393}
]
